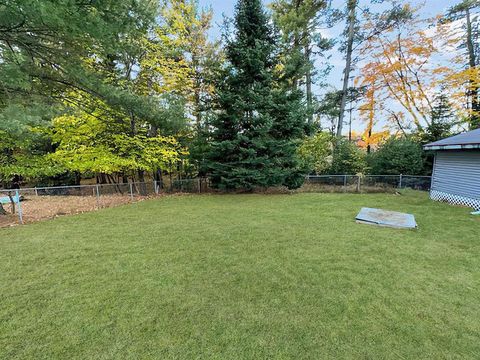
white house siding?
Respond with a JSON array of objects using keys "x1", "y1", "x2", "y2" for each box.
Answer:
[{"x1": 430, "y1": 150, "x2": 480, "y2": 210}]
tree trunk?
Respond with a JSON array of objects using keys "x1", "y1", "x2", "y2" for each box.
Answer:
[
  {"x1": 147, "y1": 124, "x2": 158, "y2": 137},
  {"x1": 337, "y1": 0, "x2": 357, "y2": 138},
  {"x1": 465, "y1": 8, "x2": 480, "y2": 128},
  {"x1": 193, "y1": 57, "x2": 203, "y2": 131},
  {"x1": 0, "y1": 203, "x2": 6, "y2": 215},
  {"x1": 169, "y1": 164, "x2": 174, "y2": 191},
  {"x1": 137, "y1": 170, "x2": 147, "y2": 196},
  {"x1": 305, "y1": 43, "x2": 313, "y2": 125},
  {"x1": 97, "y1": 173, "x2": 107, "y2": 184},
  {"x1": 366, "y1": 126, "x2": 372, "y2": 154},
  {"x1": 7, "y1": 192, "x2": 15, "y2": 214},
  {"x1": 348, "y1": 107, "x2": 353, "y2": 141},
  {"x1": 74, "y1": 172, "x2": 81, "y2": 185},
  {"x1": 292, "y1": 2, "x2": 301, "y2": 91},
  {"x1": 154, "y1": 169, "x2": 164, "y2": 189},
  {"x1": 107, "y1": 174, "x2": 123, "y2": 194}
]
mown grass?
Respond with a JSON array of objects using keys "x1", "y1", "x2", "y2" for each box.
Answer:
[{"x1": 1, "y1": 191, "x2": 479, "y2": 359}]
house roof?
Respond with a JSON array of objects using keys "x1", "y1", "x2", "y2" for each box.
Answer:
[{"x1": 423, "y1": 128, "x2": 480, "y2": 150}]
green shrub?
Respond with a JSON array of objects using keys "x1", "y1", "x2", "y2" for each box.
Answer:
[
  {"x1": 368, "y1": 137, "x2": 425, "y2": 175},
  {"x1": 328, "y1": 139, "x2": 367, "y2": 175},
  {"x1": 297, "y1": 132, "x2": 333, "y2": 174}
]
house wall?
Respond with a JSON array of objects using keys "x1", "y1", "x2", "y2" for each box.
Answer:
[{"x1": 430, "y1": 150, "x2": 480, "y2": 210}]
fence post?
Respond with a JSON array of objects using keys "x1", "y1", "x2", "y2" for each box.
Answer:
[
  {"x1": 95, "y1": 185, "x2": 100, "y2": 208},
  {"x1": 399, "y1": 174, "x2": 403, "y2": 189},
  {"x1": 34, "y1": 187, "x2": 38, "y2": 196},
  {"x1": 154, "y1": 180, "x2": 159, "y2": 195},
  {"x1": 16, "y1": 190, "x2": 23, "y2": 225},
  {"x1": 198, "y1": 178, "x2": 201, "y2": 193},
  {"x1": 356, "y1": 176, "x2": 361, "y2": 193},
  {"x1": 129, "y1": 183, "x2": 134, "y2": 201},
  {"x1": 343, "y1": 175, "x2": 347, "y2": 190}
]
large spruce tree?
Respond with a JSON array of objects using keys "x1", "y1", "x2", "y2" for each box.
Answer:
[{"x1": 206, "y1": 0, "x2": 306, "y2": 190}]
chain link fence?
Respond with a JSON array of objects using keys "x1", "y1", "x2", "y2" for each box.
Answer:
[
  {"x1": 1, "y1": 175, "x2": 430, "y2": 226},
  {"x1": 303, "y1": 175, "x2": 431, "y2": 193},
  {"x1": 0, "y1": 182, "x2": 154, "y2": 227}
]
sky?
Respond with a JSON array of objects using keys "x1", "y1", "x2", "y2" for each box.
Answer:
[{"x1": 197, "y1": 0, "x2": 461, "y2": 133}]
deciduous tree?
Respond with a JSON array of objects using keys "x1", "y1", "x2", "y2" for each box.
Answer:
[
  {"x1": 336, "y1": 1, "x2": 413, "y2": 137},
  {"x1": 297, "y1": 131, "x2": 333, "y2": 174},
  {"x1": 358, "y1": 15, "x2": 450, "y2": 134}
]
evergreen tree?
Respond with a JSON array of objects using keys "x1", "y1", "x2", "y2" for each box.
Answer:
[
  {"x1": 206, "y1": 0, "x2": 306, "y2": 190},
  {"x1": 414, "y1": 94, "x2": 454, "y2": 144},
  {"x1": 416, "y1": 94, "x2": 454, "y2": 174},
  {"x1": 271, "y1": 0, "x2": 331, "y2": 125},
  {"x1": 0, "y1": 0, "x2": 160, "y2": 125},
  {"x1": 426, "y1": 94, "x2": 454, "y2": 142}
]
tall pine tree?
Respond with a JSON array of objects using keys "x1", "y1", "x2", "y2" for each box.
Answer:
[{"x1": 206, "y1": 0, "x2": 306, "y2": 190}]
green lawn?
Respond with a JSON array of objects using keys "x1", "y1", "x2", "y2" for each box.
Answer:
[{"x1": 1, "y1": 191, "x2": 479, "y2": 359}]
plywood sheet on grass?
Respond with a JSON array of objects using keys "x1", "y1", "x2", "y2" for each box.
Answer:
[{"x1": 356, "y1": 207, "x2": 417, "y2": 229}]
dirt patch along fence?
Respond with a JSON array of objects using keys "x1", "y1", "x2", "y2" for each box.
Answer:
[
  {"x1": 0, "y1": 179, "x2": 214, "y2": 227},
  {"x1": 0, "y1": 175, "x2": 430, "y2": 227},
  {"x1": 0, "y1": 182, "x2": 161, "y2": 227}
]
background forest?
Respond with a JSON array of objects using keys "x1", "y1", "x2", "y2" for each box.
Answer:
[{"x1": 0, "y1": 0, "x2": 479, "y2": 191}]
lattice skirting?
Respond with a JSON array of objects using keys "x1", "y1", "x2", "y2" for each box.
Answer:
[{"x1": 430, "y1": 190, "x2": 480, "y2": 210}]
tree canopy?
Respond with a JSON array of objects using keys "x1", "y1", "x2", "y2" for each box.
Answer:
[{"x1": 0, "y1": 0, "x2": 477, "y2": 191}]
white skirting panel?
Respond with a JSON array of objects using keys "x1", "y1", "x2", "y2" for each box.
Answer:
[{"x1": 430, "y1": 190, "x2": 480, "y2": 210}]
